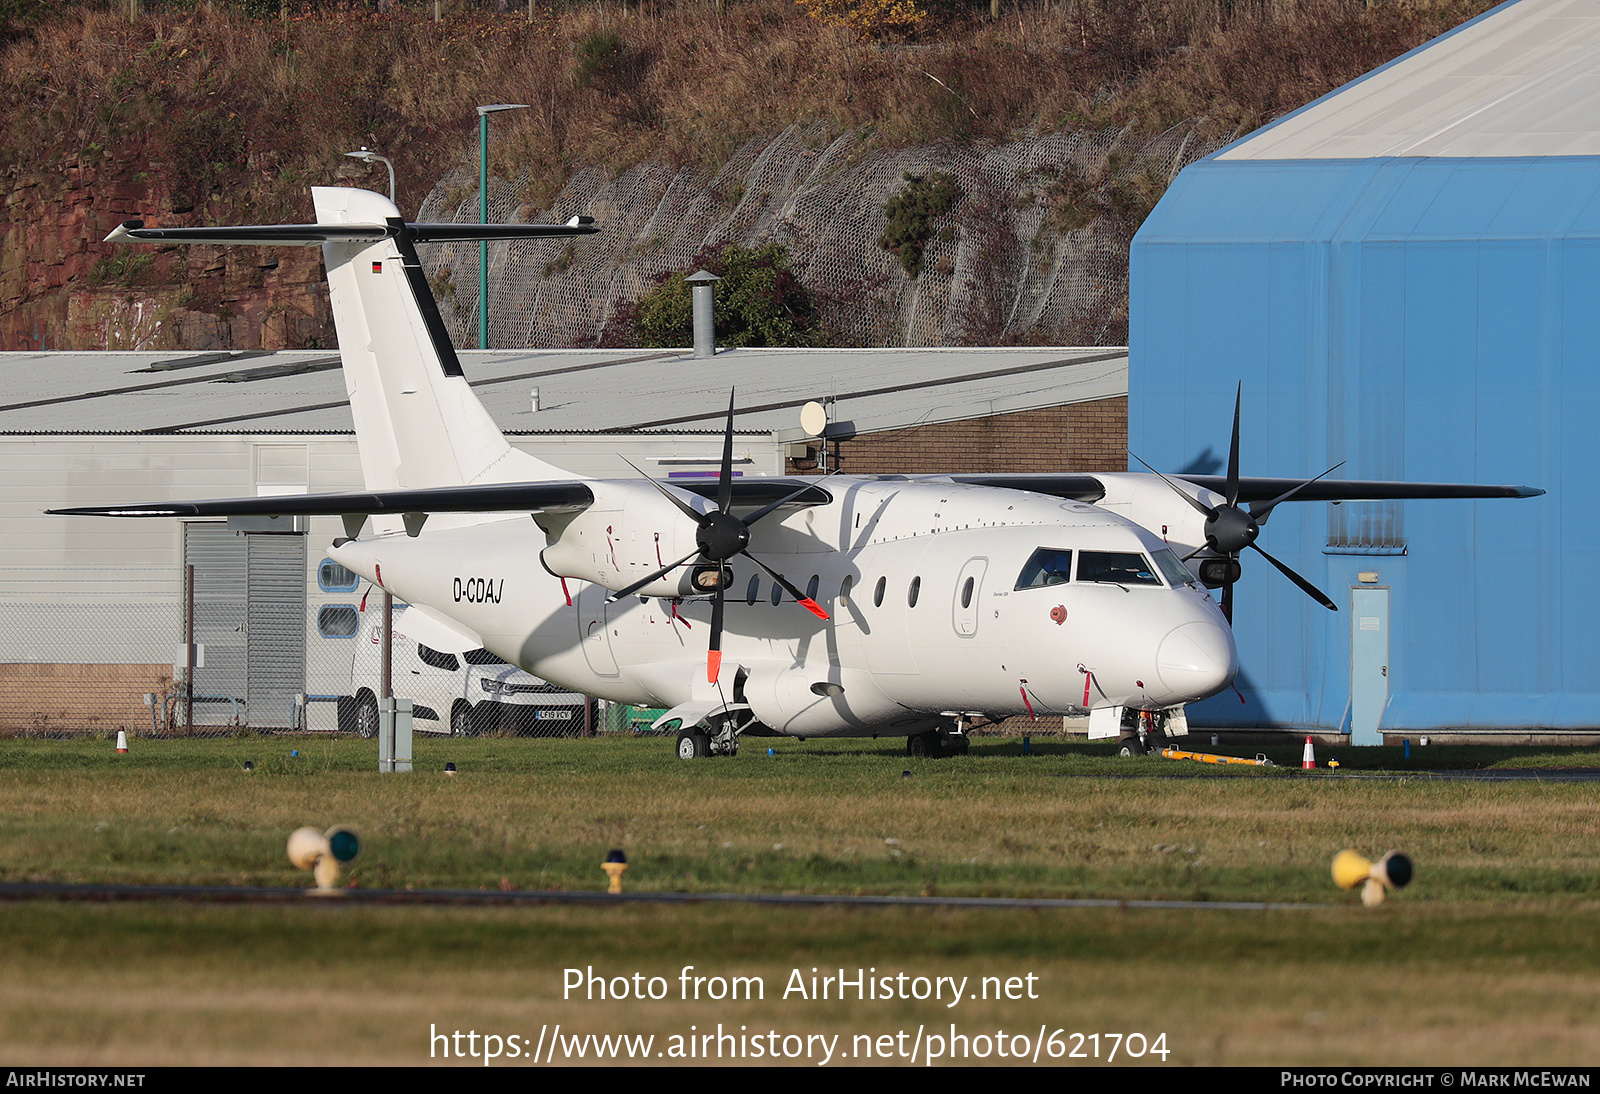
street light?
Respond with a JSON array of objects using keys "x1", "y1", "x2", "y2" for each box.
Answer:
[
  {"x1": 343, "y1": 148, "x2": 395, "y2": 205},
  {"x1": 477, "y1": 103, "x2": 529, "y2": 350}
]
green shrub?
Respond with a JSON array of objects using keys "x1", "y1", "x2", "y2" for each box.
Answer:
[
  {"x1": 630, "y1": 242, "x2": 825, "y2": 349},
  {"x1": 878, "y1": 171, "x2": 963, "y2": 277}
]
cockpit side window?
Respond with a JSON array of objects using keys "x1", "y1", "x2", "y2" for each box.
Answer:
[
  {"x1": 1077, "y1": 551, "x2": 1161, "y2": 586},
  {"x1": 1015, "y1": 548, "x2": 1073, "y2": 590},
  {"x1": 1150, "y1": 547, "x2": 1196, "y2": 588}
]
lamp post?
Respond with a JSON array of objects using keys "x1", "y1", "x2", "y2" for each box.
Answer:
[
  {"x1": 343, "y1": 148, "x2": 396, "y2": 205},
  {"x1": 477, "y1": 103, "x2": 529, "y2": 350}
]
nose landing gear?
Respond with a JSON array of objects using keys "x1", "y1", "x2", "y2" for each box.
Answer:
[{"x1": 1115, "y1": 708, "x2": 1174, "y2": 757}]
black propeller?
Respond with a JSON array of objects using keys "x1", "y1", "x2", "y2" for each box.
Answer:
[
  {"x1": 1130, "y1": 384, "x2": 1341, "y2": 620},
  {"x1": 607, "y1": 391, "x2": 828, "y2": 681}
]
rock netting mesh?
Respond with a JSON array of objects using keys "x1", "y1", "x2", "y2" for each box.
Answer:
[{"x1": 417, "y1": 123, "x2": 1221, "y2": 350}]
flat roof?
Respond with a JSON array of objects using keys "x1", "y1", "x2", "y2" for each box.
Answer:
[
  {"x1": 1219, "y1": 0, "x2": 1600, "y2": 160},
  {"x1": 0, "y1": 346, "x2": 1127, "y2": 437}
]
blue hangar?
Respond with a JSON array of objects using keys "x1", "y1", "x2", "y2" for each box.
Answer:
[{"x1": 1130, "y1": 0, "x2": 1597, "y2": 740}]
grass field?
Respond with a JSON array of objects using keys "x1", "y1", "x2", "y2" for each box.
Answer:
[{"x1": 3, "y1": 735, "x2": 1598, "y2": 1066}]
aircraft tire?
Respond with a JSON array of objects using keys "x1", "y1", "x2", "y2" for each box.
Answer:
[
  {"x1": 354, "y1": 691, "x2": 379, "y2": 739},
  {"x1": 1116, "y1": 735, "x2": 1145, "y2": 757},
  {"x1": 907, "y1": 732, "x2": 934, "y2": 758},
  {"x1": 676, "y1": 728, "x2": 710, "y2": 759},
  {"x1": 451, "y1": 700, "x2": 475, "y2": 737}
]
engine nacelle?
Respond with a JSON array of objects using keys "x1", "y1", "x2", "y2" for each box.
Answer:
[
  {"x1": 538, "y1": 479, "x2": 711, "y2": 599},
  {"x1": 742, "y1": 665, "x2": 901, "y2": 735},
  {"x1": 1091, "y1": 472, "x2": 1223, "y2": 560}
]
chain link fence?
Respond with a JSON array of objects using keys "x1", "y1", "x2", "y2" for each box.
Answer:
[{"x1": 0, "y1": 599, "x2": 665, "y2": 739}]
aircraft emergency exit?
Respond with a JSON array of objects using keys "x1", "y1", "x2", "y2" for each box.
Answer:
[{"x1": 50, "y1": 188, "x2": 1542, "y2": 759}]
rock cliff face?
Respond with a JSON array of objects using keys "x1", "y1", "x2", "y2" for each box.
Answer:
[
  {"x1": 3, "y1": 123, "x2": 1206, "y2": 353},
  {"x1": 2, "y1": 149, "x2": 332, "y2": 353}
]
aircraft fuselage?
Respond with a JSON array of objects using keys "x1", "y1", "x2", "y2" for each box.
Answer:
[{"x1": 329, "y1": 476, "x2": 1236, "y2": 738}]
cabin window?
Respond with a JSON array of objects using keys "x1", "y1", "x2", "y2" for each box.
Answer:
[
  {"x1": 317, "y1": 604, "x2": 359, "y2": 637},
  {"x1": 806, "y1": 574, "x2": 820, "y2": 601},
  {"x1": 908, "y1": 576, "x2": 921, "y2": 607},
  {"x1": 839, "y1": 575, "x2": 854, "y2": 606},
  {"x1": 1015, "y1": 548, "x2": 1073, "y2": 589},
  {"x1": 746, "y1": 575, "x2": 761, "y2": 605},
  {"x1": 1077, "y1": 551, "x2": 1160, "y2": 586},
  {"x1": 960, "y1": 576, "x2": 975, "y2": 609},
  {"x1": 770, "y1": 580, "x2": 783, "y2": 606},
  {"x1": 874, "y1": 576, "x2": 886, "y2": 607}
]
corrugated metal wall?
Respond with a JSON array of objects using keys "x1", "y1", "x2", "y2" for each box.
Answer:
[
  {"x1": 1131, "y1": 156, "x2": 1591, "y2": 730},
  {"x1": 184, "y1": 524, "x2": 306, "y2": 729}
]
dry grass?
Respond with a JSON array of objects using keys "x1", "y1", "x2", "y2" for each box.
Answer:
[
  {"x1": 0, "y1": 0, "x2": 1500, "y2": 221},
  {"x1": 4, "y1": 736, "x2": 1600, "y2": 902},
  {"x1": 1, "y1": 900, "x2": 1598, "y2": 1065},
  {"x1": 3, "y1": 735, "x2": 1600, "y2": 1064}
]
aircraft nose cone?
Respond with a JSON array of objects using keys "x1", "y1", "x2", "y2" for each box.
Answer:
[{"x1": 1157, "y1": 621, "x2": 1237, "y2": 698}]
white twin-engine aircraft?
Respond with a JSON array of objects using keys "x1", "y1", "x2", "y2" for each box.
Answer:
[{"x1": 53, "y1": 188, "x2": 1542, "y2": 759}]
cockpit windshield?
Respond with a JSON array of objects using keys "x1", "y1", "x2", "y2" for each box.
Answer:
[
  {"x1": 1016, "y1": 546, "x2": 1195, "y2": 589},
  {"x1": 1077, "y1": 551, "x2": 1161, "y2": 586}
]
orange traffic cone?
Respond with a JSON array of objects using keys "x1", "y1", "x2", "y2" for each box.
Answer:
[{"x1": 1302, "y1": 735, "x2": 1315, "y2": 769}]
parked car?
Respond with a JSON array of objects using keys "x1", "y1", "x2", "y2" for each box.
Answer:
[{"x1": 338, "y1": 604, "x2": 589, "y2": 736}]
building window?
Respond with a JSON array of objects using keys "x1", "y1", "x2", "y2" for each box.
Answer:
[
  {"x1": 318, "y1": 559, "x2": 360, "y2": 592},
  {"x1": 317, "y1": 604, "x2": 359, "y2": 637}
]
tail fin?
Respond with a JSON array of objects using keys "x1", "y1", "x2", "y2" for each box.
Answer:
[{"x1": 106, "y1": 187, "x2": 600, "y2": 497}]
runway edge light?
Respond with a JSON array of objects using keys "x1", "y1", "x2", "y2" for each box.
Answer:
[
  {"x1": 287, "y1": 825, "x2": 361, "y2": 894},
  {"x1": 1332, "y1": 849, "x2": 1413, "y2": 907}
]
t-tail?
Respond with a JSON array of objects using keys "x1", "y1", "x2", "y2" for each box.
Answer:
[{"x1": 104, "y1": 187, "x2": 599, "y2": 516}]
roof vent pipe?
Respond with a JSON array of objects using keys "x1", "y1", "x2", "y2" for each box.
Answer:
[{"x1": 687, "y1": 270, "x2": 720, "y2": 359}]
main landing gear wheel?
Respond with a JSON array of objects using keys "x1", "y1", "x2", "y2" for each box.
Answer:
[
  {"x1": 1116, "y1": 735, "x2": 1147, "y2": 757},
  {"x1": 354, "y1": 692, "x2": 378, "y2": 739},
  {"x1": 907, "y1": 730, "x2": 970, "y2": 758},
  {"x1": 676, "y1": 728, "x2": 710, "y2": 759}
]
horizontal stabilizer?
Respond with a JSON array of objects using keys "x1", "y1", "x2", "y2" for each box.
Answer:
[{"x1": 104, "y1": 217, "x2": 599, "y2": 247}]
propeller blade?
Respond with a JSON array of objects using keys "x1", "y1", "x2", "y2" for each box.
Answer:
[
  {"x1": 707, "y1": 583, "x2": 726, "y2": 682},
  {"x1": 1248, "y1": 541, "x2": 1338, "y2": 611},
  {"x1": 1249, "y1": 461, "x2": 1347, "y2": 524},
  {"x1": 1226, "y1": 383, "x2": 1242, "y2": 508},
  {"x1": 716, "y1": 389, "x2": 736, "y2": 515},
  {"x1": 1127, "y1": 449, "x2": 1216, "y2": 520},
  {"x1": 618, "y1": 456, "x2": 709, "y2": 526},
  {"x1": 1220, "y1": 578, "x2": 1234, "y2": 623},
  {"x1": 604, "y1": 549, "x2": 700, "y2": 603},
  {"x1": 746, "y1": 553, "x2": 829, "y2": 620}
]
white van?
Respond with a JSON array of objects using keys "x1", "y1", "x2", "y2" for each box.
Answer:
[{"x1": 338, "y1": 604, "x2": 588, "y2": 737}]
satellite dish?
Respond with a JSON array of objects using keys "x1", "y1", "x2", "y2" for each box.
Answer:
[{"x1": 799, "y1": 401, "x2": 828, "y2": 439}]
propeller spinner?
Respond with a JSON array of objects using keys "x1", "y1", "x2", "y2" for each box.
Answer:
[
  {"x1": 1130, "y1": 385, "x2": 1341, "y2": 620},
  {"x1": 606, "y1": 391, "x2": 828, "y2": 681}
]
